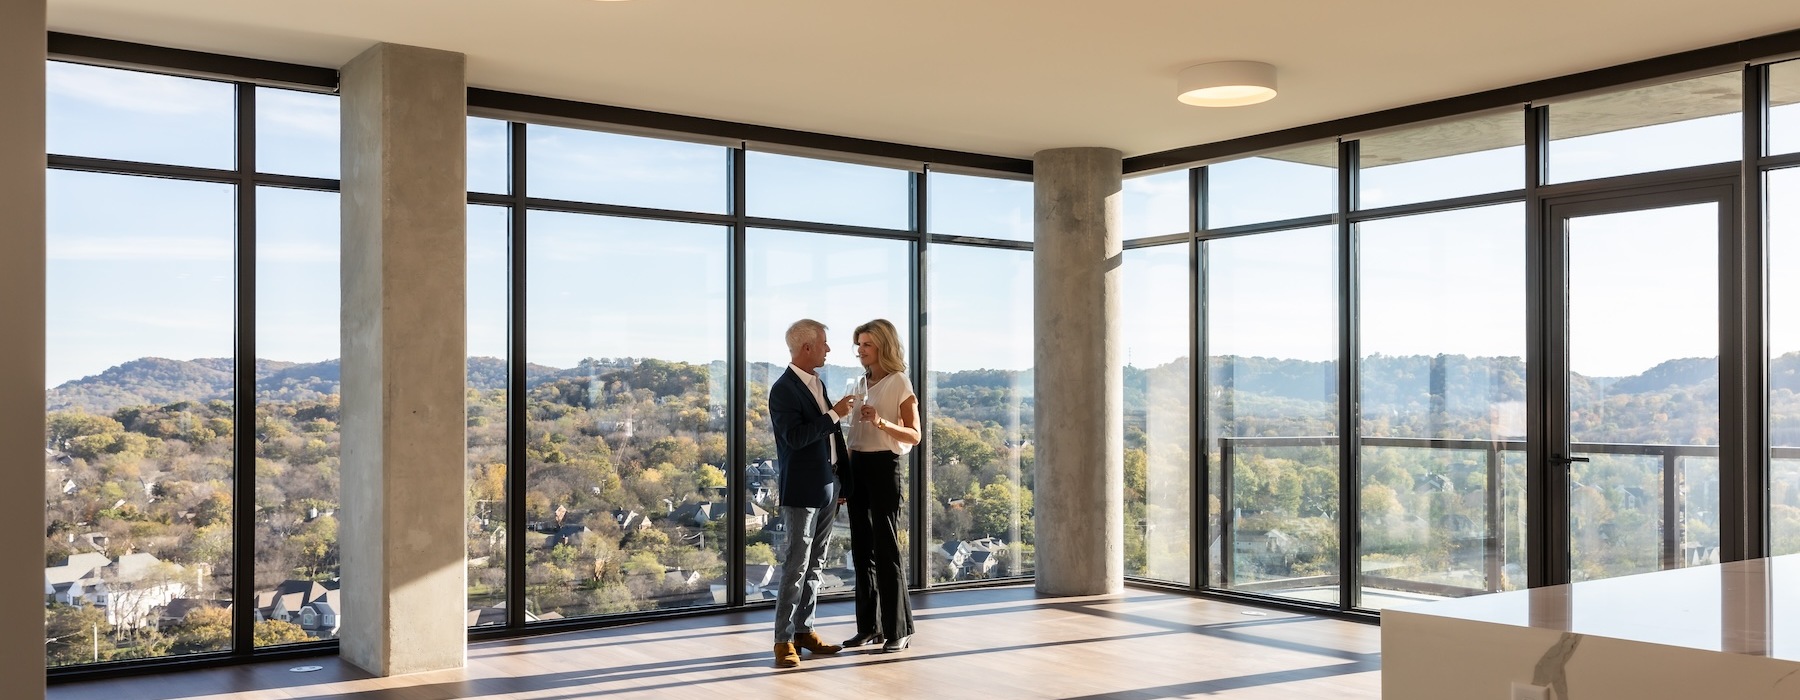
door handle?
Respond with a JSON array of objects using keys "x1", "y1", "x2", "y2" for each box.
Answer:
[{"x1": 1550, "y1": 453, "x2": 1590, "y2": 467}]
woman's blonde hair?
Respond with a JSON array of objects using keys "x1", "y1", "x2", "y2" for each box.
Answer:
[{"x1": 853, "y1": 319, "x2": 907, "y2": 375}]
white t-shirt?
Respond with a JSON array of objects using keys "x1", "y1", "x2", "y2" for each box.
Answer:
[{"x1": 847, "y1": 371, "x2": 916, "y2": 455}]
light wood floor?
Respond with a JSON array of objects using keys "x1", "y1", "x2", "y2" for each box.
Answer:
[{"x1": 47, "y1": 585, "x2": 1382, "y2": 699}]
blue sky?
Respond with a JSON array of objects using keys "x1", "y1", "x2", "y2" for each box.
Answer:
[
  {"x1": 44, "y1": 61, "x2": 1035, "y2": 386},
  {"x1": 41, "y1": 60, "x2": 1800, "y2": 387}
]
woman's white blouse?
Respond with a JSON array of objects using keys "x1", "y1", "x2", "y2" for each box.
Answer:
[{"x1": 847, "y1": 371, "x2": 916, "y2": 455}]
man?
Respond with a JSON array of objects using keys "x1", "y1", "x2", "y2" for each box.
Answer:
[{"x1": 768, "y1": 319, "x2": 854, "y2": 668}]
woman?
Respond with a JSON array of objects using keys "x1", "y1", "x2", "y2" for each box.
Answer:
[{"x1": 842, "y1": 318, "x2": 919, "y2": 653}]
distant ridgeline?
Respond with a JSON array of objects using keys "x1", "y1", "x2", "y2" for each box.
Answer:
[
  {"x1": 46, "y1": 356, "x2": 1039, "y2": 426},
  {"x1": 44, "y1": 352, "x2": 1799, "y2": 445},
  {"x1": 1124, "y1": 352, "x2": 1800, "y2": 446}
]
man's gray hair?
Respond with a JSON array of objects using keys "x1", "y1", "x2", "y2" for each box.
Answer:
[{"x1": 785, "y1": 319, "x2": 827, "y2": 354}]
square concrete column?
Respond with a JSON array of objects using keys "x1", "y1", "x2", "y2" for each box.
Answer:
[
  {"x1": 1032, "y1": 147, "x2": 1124, "y2": 596},
  {"x1": 339, "y1": 42, "x2": 468, "y2": 676},
  {"x1": 1, "y1": 2, "x2": 46, "y2": 697}
]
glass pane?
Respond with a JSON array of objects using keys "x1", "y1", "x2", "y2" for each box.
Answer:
[
  {"x1": 928, "y1": 245, "x2": 1033, "y2": 583},
  {"x1": 1207, "y1": 142, "x2": 1336, "y2": 229},
  {"x1": 527, "y1": 125, "x2": 727, "y2": 213},
  {"x1": 469, "y1": 117, "x2": 510, "y2": 195},
  {"x1": 927, "y1": 171, "x2": 1031, "y2": 241},
  {"x1": 1774, "y1": 60, "x2": 1800, "y2": 156},
  {"x1": 1358, "y1": 111, "x2": 1524, "y2": 209},
  {"x1": 1564, "y1": 203, "x2": 1719, "y2": 581},
  {"x1": 1206, "y1": 226, "x2": 1339, "y2": 602},
  {"x1": 743, "y1": 230, "x2": 912, "y2": 601},
  {"x1": 467, "y1": 205, "x2": 509, "y2": 625},
  {"x1": 524, "y1": 212, "x2": 728, "y2": 619},
  {"x1": 47, "y1": 62, "x2": 235, "y2": 169},
  {"x1": 1122, "y1": 244, "x2": 1191, "y2": 584},
  {"x1": 252, "y1": 187, "x2": 341, "y2": 646},
  {"x1": 1769, "y1": 169, "x2": 1800, "y2": 555},
  {"x1": 1356, "y1": 204, "x2": 1526, "y2": 609},
  {"x1": 748, "y1": 151, "x2": 910, "y2": 229},
  {"x1": 1548, "y1": 73, "x2": 1740, "y2": 184},
  {"x1": 256, "y1": 87, "x2": 338, "y2": 179},
  {"x1": 45, "y1": 171, "x2": 236, "y2": 666},
  {"x1": 1123, "y1": 170, "x2": 1189, "y2": 239}
]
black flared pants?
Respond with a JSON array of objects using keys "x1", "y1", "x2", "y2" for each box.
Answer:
[{"x1": 848, "y1": 449, "x2": 913, "y2": 639}]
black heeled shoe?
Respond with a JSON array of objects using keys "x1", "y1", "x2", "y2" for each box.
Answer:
[
  {"x1": 842, "y1": 631, "x2": 884, "y2": 648},
  {"x1": 881, "y1": 635, "x2": 911, "y2": 652}
]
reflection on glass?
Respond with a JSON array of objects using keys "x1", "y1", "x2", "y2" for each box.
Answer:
[
  {"x1": 1548, "y1": 73, "x2": 1740, "y2": 184},
  {"x1": 467, "y1": 205, "x2": 509, "y2": 625},
  {"x1": 527, "y1": 125, "x2": 727, "y2": 213},
  {"x1": 1770, "y1": 60, "x2": 1800, "y2": 156},
  {"x1": 468, "y1": 117, "x2": 510, "y2": 195},
  {"x1": 1123, "y1": 170, "x2": 1189, "y2": 239},
  {"x1": 1206, "y1": 226, "x2": 1339, "y2": 602},
  {"x1": 45, "y1": 171, "x2": 236, "y2": 666},
  {"x1": 1768, "y1": 169, "x2": 1800, "y2": 555},
  {"x1": 256, "y1": 87, "x2": 339, "y2": 179},
  {"x1": 1122, "y1": 244, "x2": 1191, "y2": 584},
  {"x1": 524, "y1": 212, "x2": 728, "y2": 619},
  {"x1": 1208, "y1": 142, "x2": 1336, "y2": 229},
  {"x1": 253, "y1": 187, "x2": 342, "y2": 647},
  {"x1": 743, "y1": 230, "x2": 912, "y2": 597},
  {"x1": 1564, "y1": 203, "x2": 1719, "y2": 581},
  {"x1": 926, "y1": 170, "x2": 1032, "y2": 241},
  {"x1": 748, "y1": 151, "x2": 911, "y2": 229},
  {"x1": 928, "y1": 245, "x2": 1033, "y2": 583},
  {"x1": 1358, "y1": 112, "x2": 1523, "y2": 209},
  {"x1": 1356, "y1": 205, "x2": 1526, "y2": 609},
  {"x1": 47, "y1": 62, "x2": 235, "y2": 169}
]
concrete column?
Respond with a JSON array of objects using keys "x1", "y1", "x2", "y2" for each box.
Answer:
[
  {"x1": 339, "y1": 43, "x2": 467, "y2": 676},
  {"x1": 1032, "y1": 148, "x2": 1123, "y2": 596},
  {"x1": 1, "y1": 3, "x2": 46, "y2": 697}
]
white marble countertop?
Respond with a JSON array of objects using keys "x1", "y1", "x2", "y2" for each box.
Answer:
[{"x1": 1388, "y1": 553, "x2": 1800, "y2": 660}]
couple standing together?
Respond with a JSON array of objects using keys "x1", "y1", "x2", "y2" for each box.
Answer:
[{"x1": 768, "y1": 318, "x2": 917, "y2": 669}]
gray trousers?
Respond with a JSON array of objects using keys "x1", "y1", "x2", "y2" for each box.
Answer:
[{"x1": 773, "y1": 499, "x2": 839, "y2": 643}]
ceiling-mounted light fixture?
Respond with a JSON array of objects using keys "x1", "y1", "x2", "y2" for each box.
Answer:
[{"x1": 1177, "y1": 61, "x2": 1277, "y2": 107}]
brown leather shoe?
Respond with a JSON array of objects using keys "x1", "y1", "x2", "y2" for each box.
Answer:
[
  {"x1": 772, "y1": 642, "x2": 800, "y2": 668},
  {"x1": 794, "y1": 631, "x2": 843, "y2": 655}
]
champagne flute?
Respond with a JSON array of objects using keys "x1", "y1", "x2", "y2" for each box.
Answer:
[{"x1": 844, "y1": 376, "x2": 867, "y2": 426}]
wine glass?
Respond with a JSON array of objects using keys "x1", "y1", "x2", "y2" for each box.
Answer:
[{"x1": 844, "y1": 376, "x2": 867, "y2": 425}]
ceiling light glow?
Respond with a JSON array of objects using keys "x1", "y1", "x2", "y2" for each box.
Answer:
[{"x1": 1177, "y1": 61, "x2": 1277, "y2": 107}]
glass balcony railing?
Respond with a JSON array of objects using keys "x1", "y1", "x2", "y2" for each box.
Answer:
[{"x1": 1213, "y1": 435, "x2": 1793, "y2": 609}]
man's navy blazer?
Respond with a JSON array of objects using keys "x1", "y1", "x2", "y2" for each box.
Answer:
[{"x1": 770, "y1": 366, "x2": 852, "y2": 509}]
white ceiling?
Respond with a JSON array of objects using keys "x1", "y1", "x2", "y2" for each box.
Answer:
[{"x1": 45, "y1": 0, "x2": 1800, "y2": 161}]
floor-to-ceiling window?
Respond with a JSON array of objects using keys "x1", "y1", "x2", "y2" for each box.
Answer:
[
  {"x1": 1352, "y1": 113, "x2": 1528, "y2": 608},
  {"x1": 1769, "y1": 58, "x2": 1800, "y2": 556},
  {"x1": 925, "y1": 170, "x2": 1035, "y2": 583},
  {"x1": 1119, "y1": 54, "x2": 1796, "y2": 614},
  {"x1": 741, "y1": 151, "x2": 914, "y2": 600},
  {"x1": 45, "y1": 61, "x2": 343, "y2": 667},
  {"x1": 1205, "y1": 142, "x2": 1341, "y2": 603},
  {"x1": 1120, "y1": 242, "x2": 1193, "y2": 584},
  {"x1": 513, "y1": 124, "x2": 731, "y2": 619},
  {"x1": 1120, "y1": 170, "x2": 1195, "y2": 586},
  {"x1": 456, "y1": 109, "x2": 1033, "y2": 631}
]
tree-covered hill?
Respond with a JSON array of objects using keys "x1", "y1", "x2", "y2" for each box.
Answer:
[{"x1": 46, "y1": 357, "x2": 350, "y2": 413}]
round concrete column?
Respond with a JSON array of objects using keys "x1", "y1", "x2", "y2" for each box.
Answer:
[{"x1": 1032, "y1": 147, "x2": 1123, "y2": 596}]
